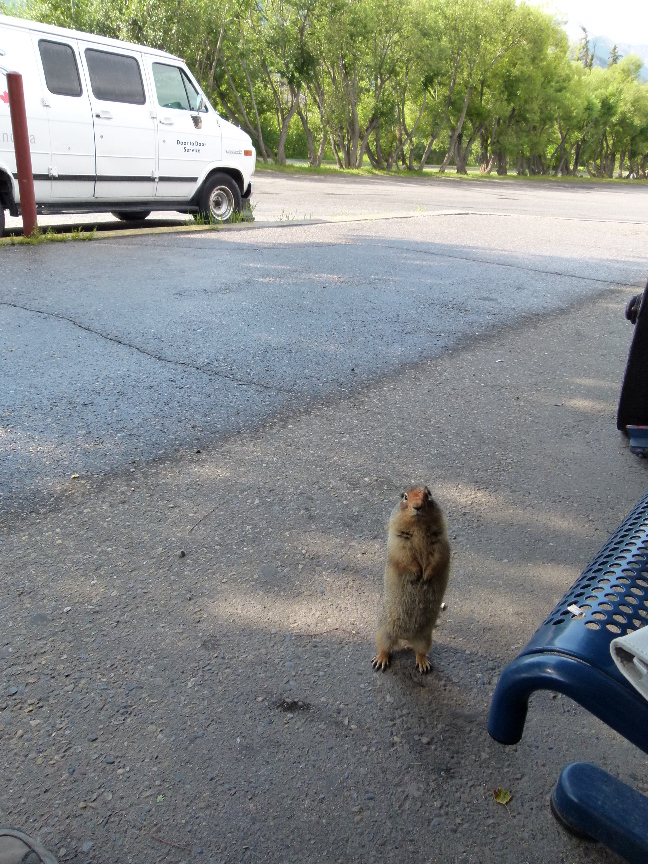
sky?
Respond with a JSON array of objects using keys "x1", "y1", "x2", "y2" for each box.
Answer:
[{"x1": 527, "y1": 0, "x2": 648, "y2": 49}]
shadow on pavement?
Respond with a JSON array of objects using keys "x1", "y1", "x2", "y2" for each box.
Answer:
[{"x1": 1, "y1": 287, "x2": 645, "y2": 863}]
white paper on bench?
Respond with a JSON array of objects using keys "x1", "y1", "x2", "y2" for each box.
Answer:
[{"x1": 610, "y1": 626, "x2": 648, "y2": 702}]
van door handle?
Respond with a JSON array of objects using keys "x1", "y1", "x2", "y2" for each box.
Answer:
[
  {"x1": 95, "y1": 110, "x2": 113, "y2": 119},
  {"x1": 159, "y1": 117, "x2": 174, "y2": 126}
]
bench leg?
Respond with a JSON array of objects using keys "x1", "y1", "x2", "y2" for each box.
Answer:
[
  {"x1": 488, "y1": 653, "x2": 648, "y2": 755},
  {"x1": 551, "y1": 762, "x2": 648, "y2": 864}
]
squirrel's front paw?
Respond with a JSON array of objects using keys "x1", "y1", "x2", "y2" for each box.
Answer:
[
  {"x1": 372, "y1": 651, "x2": 390, "y2": 671},
  {"x1": 415, "y1": 653, "x2": 431, "y2": 674}
]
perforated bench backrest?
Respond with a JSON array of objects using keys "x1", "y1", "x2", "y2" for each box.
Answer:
[{"x1": 524, "y1": 491, "x2": 648, "y2": 683}]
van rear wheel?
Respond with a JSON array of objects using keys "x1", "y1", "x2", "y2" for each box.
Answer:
[
  {"x1": 0, "y1": 208, "x2": 5, "y2": 237},
  {"x1": 111, "y1": 210, "x2": 151, "y2": 222},
  {"x1": 198, "y1": 174, "x2": 241, "y2": 223}
]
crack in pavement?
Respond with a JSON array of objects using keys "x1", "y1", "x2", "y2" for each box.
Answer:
[
  {"x1": 372, "y1": 243, "x2": 632, "y2": 286},
  {"x1": 0, "y1": 300, "x2": 296, "y2": 395}
]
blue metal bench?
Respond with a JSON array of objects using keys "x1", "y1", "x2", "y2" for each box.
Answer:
[{"x1": 488, "y1": 491, "x2": 648, "y2": 864}]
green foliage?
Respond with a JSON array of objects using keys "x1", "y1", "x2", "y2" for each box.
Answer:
[
  {"x1": 13, "y1": 0, "x2": 648, "y2": 177},
  {"x1": 0, "y1": 225, "x2": 97, "y2": 244}
]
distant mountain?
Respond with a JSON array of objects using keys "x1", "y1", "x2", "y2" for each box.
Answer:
[{"x1": 590, "y1": 35, "x2": 648, "y2": 81}]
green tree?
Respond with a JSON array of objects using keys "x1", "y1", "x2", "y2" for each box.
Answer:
[
  {"x1": 13, "y1": 0, "x2": 648, "y2": 176},
  {"x1": 580, "y1": 55, "x2": 648, "y2": 177},
  {"x1": 608, "y1": 44, "x2": 620, "y2": 67},
  {"x1": 313, "y1": 0, "x2": 407, "y2": 168},
  {"x1": 577, "y1": 26, "x2": 594, "y2": 69}
]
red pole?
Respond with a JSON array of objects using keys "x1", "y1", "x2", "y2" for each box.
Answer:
[{"x1": 7, "y1": 71, "x2": 38, "y2": 237}]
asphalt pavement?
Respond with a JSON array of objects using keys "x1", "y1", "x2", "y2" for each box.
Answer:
[
  {"x1": 2, "y1": 174, "x2": 648, "y2": 514},
  {"x1": 2, "y1": 174, "x2": 648, "y2": 864}
]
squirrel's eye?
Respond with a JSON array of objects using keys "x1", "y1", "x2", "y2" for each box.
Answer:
[{"x1": 401, "y1": 493, "x2": 408, "y2": 501}]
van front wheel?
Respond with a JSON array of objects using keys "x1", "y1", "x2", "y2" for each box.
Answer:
[
  {"x1": 199, "y1": 174, "x2": 241, "y2": 223},
  {"x1": 111, "y1": 210, "x2": 151, "y2": 222}
]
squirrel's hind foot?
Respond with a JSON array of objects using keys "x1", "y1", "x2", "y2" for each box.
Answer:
[
  {"x1": 372, "y1": 651, "x2": 390, "y2": 671},
  {"x1": 415, "y1": 653, "x2": 431, "y2": 674}
]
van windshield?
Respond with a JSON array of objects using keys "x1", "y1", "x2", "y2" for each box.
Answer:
[{"x1": 152, "y1": 63, "x2": 206, "y2": 112}]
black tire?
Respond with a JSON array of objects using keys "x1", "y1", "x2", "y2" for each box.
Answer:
[
  {"x1": 111, "y1": 210, "x2": 151, "y2": 222},
  {"x1": 198, "y1": 173, "x2": 242, "y2": 223},
  {"x1": 0, "y1": 207, "x2": 5, "y2": 237}
]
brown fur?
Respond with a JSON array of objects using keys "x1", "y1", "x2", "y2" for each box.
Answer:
[{"x1": 372, "y1": 486, "x2": 451, "y2": 673}]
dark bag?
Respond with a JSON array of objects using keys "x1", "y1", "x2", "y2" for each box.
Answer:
[{"x1": 617, "y1": 278, "x2": 648, "y2": 431}]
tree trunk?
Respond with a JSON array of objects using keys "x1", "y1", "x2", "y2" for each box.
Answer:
[
  {"x1": 340, "y1": 63, "x2": 360, "y2": 169},
  {"x1": 315, "y1": 131, "x2": 326, "y2": 168},
  {"x1": 454, "y1": 132, "x2": 465, "y2": 173},
  {"x1": 304, "y1": 76, "x2": 329, "y2": 167},
  {"x1": 375, "y1": 128, "x2": 386, "y2": 169},
  {"x1": 365, "y1": 141, "x2": 380, "y2": 169},
  {"x1": 241, "y1": 58, "x2": 272, "y2": 162},
  {"x1": 439, "y1": 138, "x2": 456, "y2": 173},
  {"x1": 206, "y1": 24, "x2": 226, "y2": 93},
  {"x1": 388, "y1": 93, "x2": 426, "y2": 171},
  {"x1": 439, "y1": 86, "x2": 474, "y2": 173},
  {"x1": 276, "y1": 96, "x2": 299, "y2": 166},
  {"x1": 219, "y1": 59, "x2": 272, "y2": 162},
  {"x1": 479, "y1": 123, "x2": 492, "y2": 172},
  {"x1": 296, "y1": 105, "x2": 316, "y2": 166},
  {"x1": 484, "y1": 152, "x2": 497, "y2": 174},
  {"x1": 408, "y1": 143, "x2": 416, "y2": 171},
  {"x1": 356, "y1": 119, "x2": 379, "y2": 169},
  {"x1": 329, "y1": 133, "x2": 343, "y2": 169},
  {"x1": 606, "y1": 151, "x2": 616, "y2": 178},
  {"x1": 454, "y1": 124, "x2": 484, "y2": 174},
  {"x1": 418, "y1": 134, "x2": 437, "y2": 171},
  {"x1": 572, "y1": 141, "x2": 582, "y2": 175},
  {"x1": 496, "y1": 151, "x2": 507, "y2": 175}
]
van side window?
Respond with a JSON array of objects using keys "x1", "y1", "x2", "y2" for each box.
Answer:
[
  {"x1": 39, "y1": 40, "x2": 82, "y2": 97},
  {"x1": 85, "y1": 49, "x2": 146, "y2": 105},
  {"x1": 152, "y1": 63, "x2": 206, "y2": 112}
]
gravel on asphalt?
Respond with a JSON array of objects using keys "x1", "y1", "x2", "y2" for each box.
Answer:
[{"x1": 2, "y1": 286, "x2": 647, "y2": 864}]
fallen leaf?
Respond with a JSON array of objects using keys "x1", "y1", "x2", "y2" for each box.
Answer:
[
  {"x1": 71, "y1": 474, "x2": 80, "y2": 480},
  {"x1": 156, "y1": 794, "x2": 165, "y2": 803},
  {"x1": 493, "y1": 787, "x2": 512, "y2": 805}
]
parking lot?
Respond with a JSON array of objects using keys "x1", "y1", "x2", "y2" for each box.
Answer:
[
  {"x1": 2, "y1": 173, "x2": 648, "y2": 863},
  {"x1": 3, "y1": 173, "x2": 648, "y2": 513}
]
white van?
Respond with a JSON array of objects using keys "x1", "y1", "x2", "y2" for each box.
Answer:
[{"x1": 0, "y1": 14, "x2": 256, "y2": 234}]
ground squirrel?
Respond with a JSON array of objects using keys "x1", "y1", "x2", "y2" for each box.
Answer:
[{"x1": 372, "y1": 486, "x2": 451, "y2": 673}]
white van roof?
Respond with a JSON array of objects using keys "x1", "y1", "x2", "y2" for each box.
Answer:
[{"x1": 0, "y1": 13, "x2": 184, "y2": 62}]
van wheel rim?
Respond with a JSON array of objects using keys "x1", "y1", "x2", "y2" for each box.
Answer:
[{"x1": 208, "y1": 186, "x2": 234, "y2": 221}]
